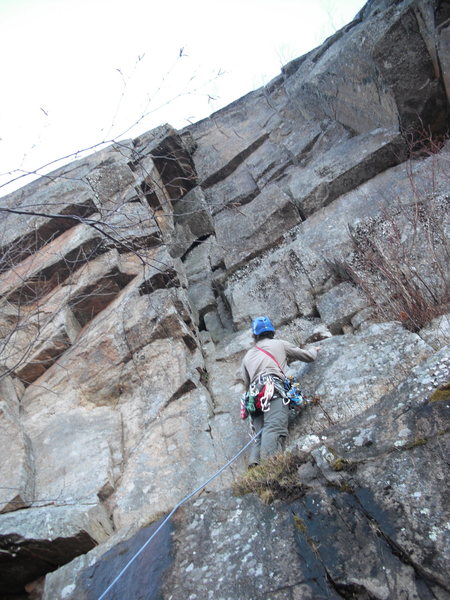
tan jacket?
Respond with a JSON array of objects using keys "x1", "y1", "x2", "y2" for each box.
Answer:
[{"x1": 241, "y1": 338, "x2": 317, "y2": 388}]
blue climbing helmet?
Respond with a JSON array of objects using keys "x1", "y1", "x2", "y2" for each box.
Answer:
[{"x1": 252, "y1": 316, "x2": 275, "y2": 336}]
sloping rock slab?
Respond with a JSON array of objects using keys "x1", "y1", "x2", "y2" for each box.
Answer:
[
  {"x1": 224, "y1": 247, "x2": 316, "y2": 329},
  {"x1": 290, "y1": 483, "x2": 448, "y2": 600},
  {"x1": 203, "y1": 161, "x2": 259, "y2": 215},
  {"x1": 316, "y1": 281, "x2": 369, "y2": 334},
  {"x1": 419, "y1": 313, "x2": 450, "y2": 351},
  {"x1": 0, "y1": 503, "x2": 112, "y2": 596},
  {"x1": 297, "y1": 346, "x2": 450, "y2": 598},
  {"x1": 160, "y1": 492, "x2": 318, "y2": 600},
  {"x1": 19, "y1": 285, "x2": 202, "y2": 517},
  {"x1": 22, "y1": 407, "x2": 122, "y2": 507},
  {"x1": 223, "y1": 146, "x2": 448, "y2": 331},
  {"x1": 186, "y1": 89, "x2": 279, "y2": 185},
  {"x1": 110, "y1": 387, "x2": 220, "y2": 529},
  {"x1": 289, "y1": 322, "x2": 434, "y2": 436},
  {"x1": 43, "y1": 517, "x2": 173, "y2": 600}
]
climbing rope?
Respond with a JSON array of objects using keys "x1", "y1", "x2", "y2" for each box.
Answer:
[{"x1": 97, "y1": 428, "x2": 263, "y2": 600}]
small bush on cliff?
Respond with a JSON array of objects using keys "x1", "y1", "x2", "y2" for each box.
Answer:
[
  {"x1": 330, "y1": 132, "x2": 449, "y2": 333},
  {"x1": 232, "y1": 452, "x2": 306, "y2": 504},
  {"x1": 345, "y1": 193, "x2": 449, "y2": 332},
  {"x1": 327, "y1": 130, "x2": 449, "y2": 333}
]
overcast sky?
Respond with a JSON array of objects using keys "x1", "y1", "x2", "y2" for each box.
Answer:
[{"x1": 0, "y1": 0, "x2": 366, "y2": 196}]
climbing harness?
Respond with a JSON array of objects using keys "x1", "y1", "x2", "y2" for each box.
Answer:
[
  {"x1": 240, "y1": 346, "x2": 286, "y2": 419},
  {"x1": 241, "y1": 346, "x2": 309, "y2": 418},
  {"x1": 255, "y1": 346, "x2": 311, "y2": 409},
  {"x1": 97, "y1": 428, "x2": 263, "y2": 600},
  {"x1": 242, "y1": 342, "x2": 290, "y2": 418},
  {"x1": 241, "y1": 372, "x2": 287, "y2": 419}
]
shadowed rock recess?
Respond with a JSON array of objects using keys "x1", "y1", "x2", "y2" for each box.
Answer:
[{"x1": 0, "y1": 0, "x2": 449, "y2": 598}]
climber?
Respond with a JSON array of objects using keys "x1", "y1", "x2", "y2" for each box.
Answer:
[{"x1": 241, "y1": 316, "x2": 319, "y2": 467}]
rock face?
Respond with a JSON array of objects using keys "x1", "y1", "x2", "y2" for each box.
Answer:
[
  {"x1": 0, "y1": 0, "x2": 449, "y2": 598},
  {"x1": 42, "y1": 350, "x2": 450, "y2": 600}
]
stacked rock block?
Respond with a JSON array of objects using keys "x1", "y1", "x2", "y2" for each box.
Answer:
[
  {"x1": 0, "y1": 126, "x2": 221, "y2": 595},
  {"x1": 177, "y1": 0, "x2": 449, "y2": 339}
]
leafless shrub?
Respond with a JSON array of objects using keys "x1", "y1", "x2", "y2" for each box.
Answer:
[
  {"x1": 344, "y1": 199, "x2": 449, "y2": 332},
  {"x1": 403, "y1": 124, "x2": 449, "y2": 159},
  {"x1": 325, "y1": 128, "x2": 450, "y2": 333}
]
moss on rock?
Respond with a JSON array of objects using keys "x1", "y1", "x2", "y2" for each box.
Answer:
[{"x1": 429, "y1": 382, "x2": 450, "y2": 403}]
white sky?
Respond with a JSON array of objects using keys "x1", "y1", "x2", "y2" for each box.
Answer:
[{"x1": 0, "y1": 0, "x2": 366, "y2": 196}]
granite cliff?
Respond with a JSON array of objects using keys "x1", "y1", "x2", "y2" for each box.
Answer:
[{"x1": 0, "y1": 0, "x2": 449, "y2": 598}]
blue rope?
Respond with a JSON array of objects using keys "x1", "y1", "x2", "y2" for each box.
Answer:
[{"x1": 97, "y1": 428, "x2": 262, "y2": 600}]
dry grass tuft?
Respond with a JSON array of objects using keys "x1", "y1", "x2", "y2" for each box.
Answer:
[
  {"x1": 232, "y1": 452, "x2": 307, "y2": 504},
  {"x1": 429, "y1": 382, "x2": 450, "y2": 403}
]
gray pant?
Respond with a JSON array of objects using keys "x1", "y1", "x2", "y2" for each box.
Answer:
[{"x1": 249, "y1": 396, "x2": 290, "y2": 465}]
